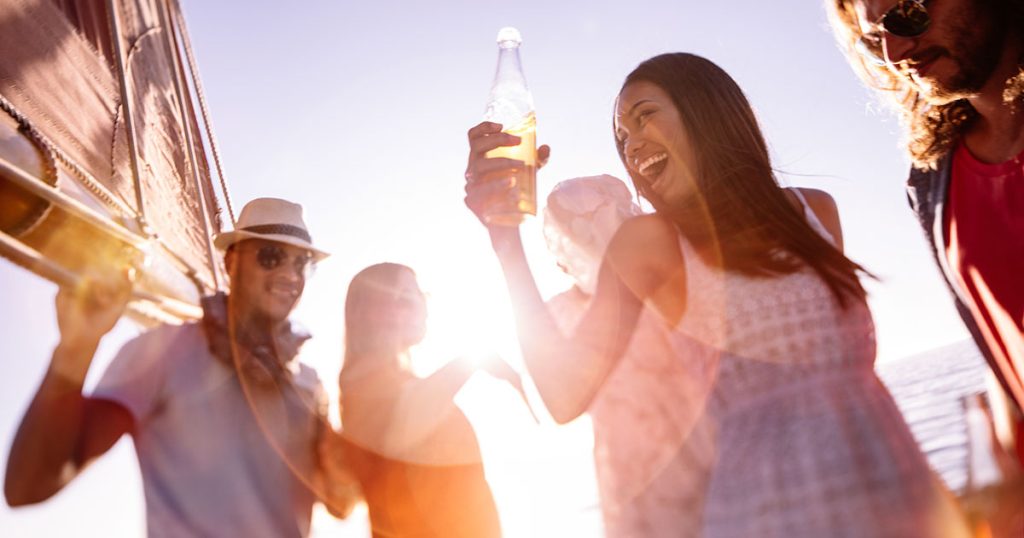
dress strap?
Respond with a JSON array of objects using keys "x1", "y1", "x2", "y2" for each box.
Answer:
[{"x1": 788, "y1": 188, "x2": 836, "y2": 246}]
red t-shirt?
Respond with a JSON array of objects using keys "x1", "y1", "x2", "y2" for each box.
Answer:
[{"x1": 946, "y1": 141, "x2": 1024, "y2": 464}]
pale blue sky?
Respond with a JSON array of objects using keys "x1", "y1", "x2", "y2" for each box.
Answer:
[{"x1": 1, "y1": 1, "x2": 971, "y2": 535}]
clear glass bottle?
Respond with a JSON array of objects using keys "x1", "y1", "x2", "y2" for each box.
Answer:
[
  {"x1": 960, "y1": 393, "x2": 1024, "y2": 538},
  {"x1": 483, "y1": 27, "x2": 536, "y2": 226}
]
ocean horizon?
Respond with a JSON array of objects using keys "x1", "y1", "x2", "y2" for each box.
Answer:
[{"x1": 876, "y1": 338, "x2": 989, "y2": 494}]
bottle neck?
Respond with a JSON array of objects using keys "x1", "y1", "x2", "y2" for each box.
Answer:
[
  {"x1": 964, "y1": 394, "x2": 1008, "y2": 491},
  {"x1": 492, "y1": 46, "x2": 527, "y2": 87}
]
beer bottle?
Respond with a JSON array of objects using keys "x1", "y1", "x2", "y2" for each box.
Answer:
[
  {"x1": 961, "y1": 393, "x2": 1024, "y2": 537},
  {"x1": 483, "y1": 27, "x2": 536, "y2": 225}
]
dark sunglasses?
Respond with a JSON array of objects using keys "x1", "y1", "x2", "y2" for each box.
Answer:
[
  {"x1": 255, "y1": 244, "x2": 316, "y2": 278},
  {"x1": 855, "y1": 0, "x2": 930, "y2": 66}
]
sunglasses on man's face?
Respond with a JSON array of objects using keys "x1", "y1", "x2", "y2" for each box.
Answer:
[
  {"x1": 254, "y1": 244, "x2": 316, "y2": 278},
  {"x1": 855, "y1": 0, "x2": 930, "y2": 66}
]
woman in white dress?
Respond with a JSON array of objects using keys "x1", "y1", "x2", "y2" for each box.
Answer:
[{"x1": 463, "y1": 52, "x2": 967, "y2": 537}]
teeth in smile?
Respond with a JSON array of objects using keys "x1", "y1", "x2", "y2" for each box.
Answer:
[
  {"x1": 637, "y1": 153, "x2": 667, "y2": 176},
  {"x1": 271, "y1": 285, "x2": 299, "y2": 298}
]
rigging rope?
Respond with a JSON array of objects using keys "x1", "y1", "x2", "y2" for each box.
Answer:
[
  {"x1": 158, "y1": 0, "x2": 222, "y2": 292},
  {"x1": 0, "y1": 94, "x2": 138, "y2": 222},
  {"x1": 105, "y1": 0, "x2": 148, "y2": 226},
  {"x1": 171, "y1": 0, "x2": 236, "y2": 227},
  {"x1": 0, "y1": 94, "x2": 215, "y2": 294}
]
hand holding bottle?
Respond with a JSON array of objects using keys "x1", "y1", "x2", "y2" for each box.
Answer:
[
  {"x1": 476, "y1": 353, "x2": 519, "y2": 385},
  {"x1": 475, "y1": 353, "x2": 540, "y2": 424},
  {"x1": 474, "y1": 27, "x2": 543, "y2": 225},
  {"x1": 464, "y1": 120, "x2": 550, "y2": 228}
]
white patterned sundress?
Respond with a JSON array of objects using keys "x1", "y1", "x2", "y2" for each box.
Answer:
[
  {"x1": 552, "y1": 191, "x2": 968, "y2": 537},
  {"x1": 679, "y1": 193, "x2": 967, "y2": 537}
]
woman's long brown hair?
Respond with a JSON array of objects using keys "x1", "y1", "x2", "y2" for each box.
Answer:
[
  {"x1": 339, "y1": 262, "x2": 414, "y2": 384},
  {"x1": 615, "y1": 53, "x2": 871, "y2": 307}
]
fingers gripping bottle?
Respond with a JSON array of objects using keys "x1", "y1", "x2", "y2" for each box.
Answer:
[{"x1": 483, "y1": 27, "x2": 537, "y2": 225}]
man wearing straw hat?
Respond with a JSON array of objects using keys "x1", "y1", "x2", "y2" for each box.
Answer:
[{"x1": 5, "y1": 198, "x2": 358, "y2": 537}]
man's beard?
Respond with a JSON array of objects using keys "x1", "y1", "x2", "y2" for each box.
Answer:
[{"x1": 913, "y1": 0, "x2": 1009, "y2": 104}]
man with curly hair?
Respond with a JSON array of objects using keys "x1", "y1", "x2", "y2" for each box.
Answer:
[{"x1": 826, "y1": 0, "x2": 1024, "y2": 463}]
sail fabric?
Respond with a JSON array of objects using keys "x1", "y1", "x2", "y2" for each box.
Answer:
[{"x1": 0, "y1": 0, "x2": 221, "y2": 288}]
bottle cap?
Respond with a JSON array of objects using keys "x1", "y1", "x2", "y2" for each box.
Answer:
[{"x1": 496, "y1": 27, "x2": 522, "y2": 48}]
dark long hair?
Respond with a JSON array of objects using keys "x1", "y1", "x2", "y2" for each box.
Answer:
[
  {"x1": 339, "y1": 262, "x2": 415, "y2": 383},
  {"x1": 615, "y1": 53, "x2": 870, "y2": 306}
]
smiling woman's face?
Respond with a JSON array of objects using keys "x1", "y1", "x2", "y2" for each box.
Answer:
[
  {"x1": 615, "y1": 80, "x2": 699, "y2": 208},
  {"x1": 386, "y1": 269, "x2": 428, "y2": 348}
]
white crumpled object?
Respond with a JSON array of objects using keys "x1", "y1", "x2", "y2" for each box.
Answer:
[{"x1": 542, "y1": 175, "x2": 642, "y2": 294}]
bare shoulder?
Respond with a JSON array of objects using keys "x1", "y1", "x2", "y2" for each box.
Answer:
[
  {"x1": 610, "y1": 213, "x2": 678, "y2": 249},
  {"x1": 606, "y1": 214, "x2": 679, "y2": 265},
  {"x1": 791, "y1": 187, "x2": 844, "y2": 249},
  {"x1": 604, "y1": 213, "x2": 683, "y2": 297},
  {"x1": 793, "y1": 188, "x2": 838, "y2": 216}
]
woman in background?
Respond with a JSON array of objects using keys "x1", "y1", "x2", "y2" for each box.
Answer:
[
  {"x1": 336, "y1": 263, "x2": 517, "y2": 538},
  {"x1": 542, "y1": 175, "x2": 714, "y2": 536}
]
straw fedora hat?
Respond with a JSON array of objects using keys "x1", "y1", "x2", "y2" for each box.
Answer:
[{"x1": 213, "y1": 198, "x2": 329, "y2": 261}]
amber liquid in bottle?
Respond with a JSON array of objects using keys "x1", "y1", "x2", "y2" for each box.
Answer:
[{"x1": 482, "y1": 27, "x2": 536, "y2": 226}]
